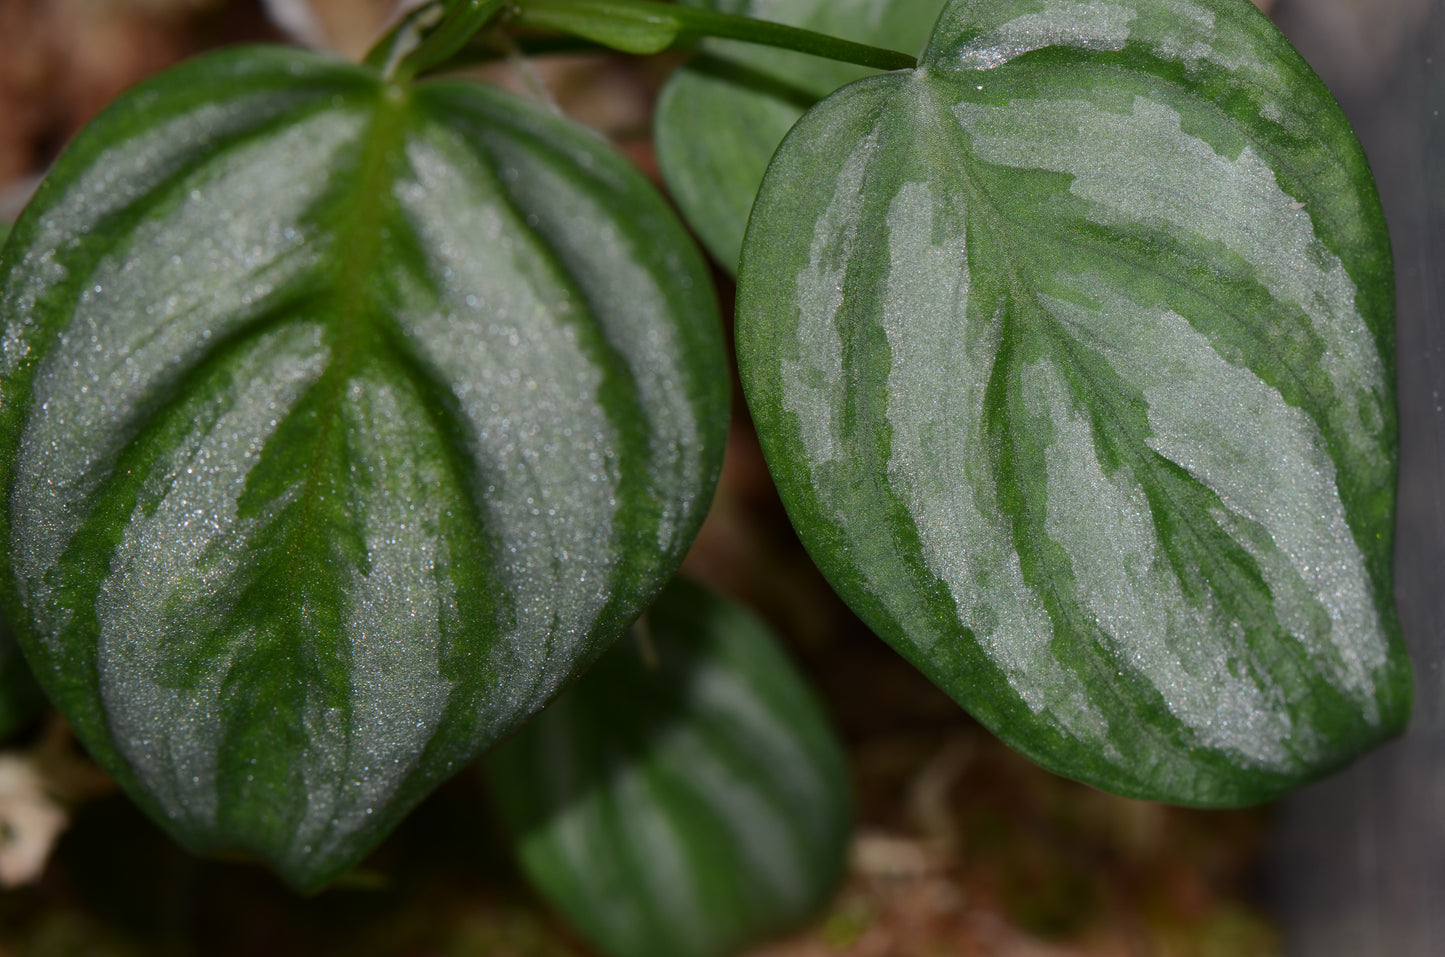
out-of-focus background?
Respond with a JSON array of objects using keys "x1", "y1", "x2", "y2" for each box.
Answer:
[
  {"x1": 0, "y1": 1, "x2": 1439, "y2": 954},
  {"x1": 1264, "y1": 2, "x2": 1445, "y2": 956}
]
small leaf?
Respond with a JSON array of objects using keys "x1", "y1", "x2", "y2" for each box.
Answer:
[
  {"x1": 654, "y1": 0, "x2": 947, "y2": 272},
  {"x1": 737, "y1": 0, "x2": 1409, "y2": 805},
  {"x1": 0, "y1": 46, "x2": 728, "y2": 889},
  {"x1": 485, "y1": 580, "x2": 852, "y2": 957}
]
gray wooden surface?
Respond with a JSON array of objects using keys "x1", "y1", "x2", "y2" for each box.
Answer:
[{"x1": 1266, "y1": 2, "x2": 1445, "y2": 954}]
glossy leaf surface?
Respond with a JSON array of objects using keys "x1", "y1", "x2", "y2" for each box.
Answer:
[
  {"x1": 654, "y1": 0, "x2": 945, "y2": 272},
  {"x1": 0, "y1": 46, "x2": 728, "y2": 888},
  {"x1": 486, "y1": 580, "x2": 851, "y2": 957},
  {"x1": 737, "y1": 0, "x2": 1409, "y2": 805}
]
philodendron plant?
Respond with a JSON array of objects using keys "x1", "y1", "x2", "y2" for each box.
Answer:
[{"x1": 0, "y1": 0, "x2": 1410, "y2": 953}]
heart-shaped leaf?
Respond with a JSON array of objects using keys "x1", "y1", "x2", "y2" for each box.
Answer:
[
  {"x1": 485, "y1": 579, "x2": 851, "y2": 957},
  {"x1": 654, "y1": 0, "x2": 946, "y2": 273},
  {"x1": 737, "y1": 0, "x2": 1410, "y2": 805},
  {"x1": 0, "y1": 46, "x2": 728, "y2": 889}
]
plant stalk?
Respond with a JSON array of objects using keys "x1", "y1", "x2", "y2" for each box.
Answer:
[{"x1": 510, "y1": 0, "x2": 917, "y2": 70}]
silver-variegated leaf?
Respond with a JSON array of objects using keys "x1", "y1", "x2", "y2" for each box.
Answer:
[
  {"x1": 0, "y1": 46, "x2": 728, "y2": 888},
  {"x1": 485, "y1": 579, "x2": 852, "y2": 957},
  {"x1": 737, "y1": 0, "x2": 1409, "y2": 804},
  {"x1": 654, "y1": 0, "x2": 946, "y2": 273}
]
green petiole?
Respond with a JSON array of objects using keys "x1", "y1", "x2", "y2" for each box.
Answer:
[
  {"x1": 365, "y1": 0, "x2": 918, "y2": 81},
  {"x1": 508, "y1": 0, "x2": 918, "y2": 70},
  {"x1": 365, "y1": 0, "x2": 509, "y2": 81}
]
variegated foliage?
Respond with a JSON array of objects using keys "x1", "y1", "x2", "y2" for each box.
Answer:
[
  {"x1": 0, "y1": 46, "x2": 728, "y2": 889},
  {"x1": 487, "y1": 580, "x2": 851, "y2": 957},
  {"x1": 737, "y1": 0, "x2": 1409, "y2": 804}
]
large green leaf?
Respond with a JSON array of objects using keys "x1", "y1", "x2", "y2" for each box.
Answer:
[
  {"x1": 736, "y1": 0, "x2": 1409, "y2": 805},
  {"x1": 0, "y1": 46, "x2": 728, "y2": 889},
  {"x1": 485, "y1": 579, "x2": 851, "y2": 957},
  {"x1": 654, "y1": 0, "x2": 946, "y2": 273}
]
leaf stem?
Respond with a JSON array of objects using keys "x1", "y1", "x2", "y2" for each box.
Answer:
[
  {"x1": 365, "y1": 0, "x2": 509, "y2": 81},
  {"x1": 451, "y1": 32, "x2": 622, "y2": 66},
  {"x1": 509, "y1": 0, "x2": 917, "y2": 71}
]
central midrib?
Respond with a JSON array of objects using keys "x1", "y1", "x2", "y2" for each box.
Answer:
[{"x1": 274, "y1": 84, "x2": 412, "y2": 670}]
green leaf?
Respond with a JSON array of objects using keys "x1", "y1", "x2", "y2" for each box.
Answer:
[
  {"x1": 654, "y1": 0, "x2": 947, "y2": 272},
  {"x1": 0, "y1": 46, "x2": 728, "y2": 889},
  {"x1": 736, "y1": 0, "x2": 1409, "y2": 805},
  {"x1": 486, "y1": 579, "x2": 851, "y2": 957}
]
